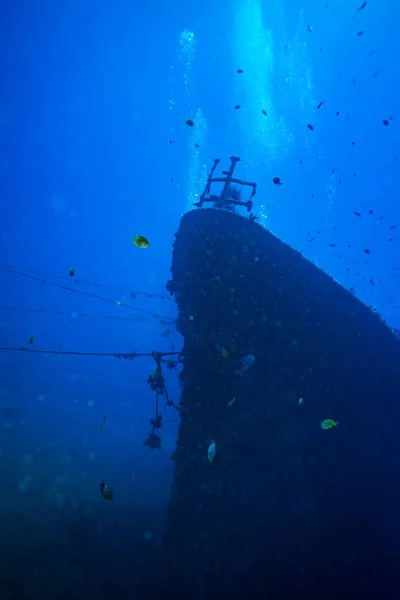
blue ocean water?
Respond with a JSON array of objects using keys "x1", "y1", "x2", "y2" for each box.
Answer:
[{"x1": 0, "y1": 1, "x2": 399, "y2": 598}]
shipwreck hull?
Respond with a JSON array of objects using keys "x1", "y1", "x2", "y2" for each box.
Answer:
[{"x1": 162, "y1": 208, "x2": 400, "y2": 597}]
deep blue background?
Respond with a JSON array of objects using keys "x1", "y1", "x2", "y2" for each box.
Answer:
[{"x1": 0, "y1": 0, "x2": 398, "y2": 594}]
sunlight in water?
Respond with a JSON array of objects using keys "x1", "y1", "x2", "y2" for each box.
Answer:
[
  {"x1": 232, "y1": 0, "x2": 318, "y2": 225},
  {"x1": 233, "y1": 0, "x2": 291, "y2": 170},
  {"x1": 186, "y1": 108, "x2": 208, "y2": 213},
  {"x1": 178, "y1": 30, "x2": 208, "y2": 214}
]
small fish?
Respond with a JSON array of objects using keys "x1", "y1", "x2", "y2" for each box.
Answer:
[
  {"x1": 320, "y1": 419, "x2": 339, "y2": 430},
  {"x1": 100, "y1": 481, "x2": 113, "y2": 500},
  {"x1": 298, "y1": 397, "x2": 304, "y2": 406},
  {"x1": 237, "y1": 69, "x2": 243, "y2": 74},
  {"x1": 353, "y1": 211, "x2": 362, "y2": 217},
  {"x1": 234, "y1": 105, "x2": 241, "y2": 110},
  {"x1": 221, "y1": 348, "x2": 229, "y2": 358},
  {"x1": 383, "y1": 119, "x2": 389, "y2": 126},
  {"x1": 236, "y1": 353, "x2": 255, "y2": 375},
  {"x1": 132, "y1": 235, "x2": 150, "y2": 248},
  {"x1": 261, "y1": 109, "x2": 267, "y2": 116},
  {"x1": 307, "y1": 124, "x2": 314, "y2": 131},
  {"x1": 221, "y1": 171, "x2": 229, "y2": 175},
  {"x1": 227, "y1": 397, "x2": 236, "y2": 408},
  {"x1": 357, "y1": 1, "x2": 367, "y2": 10},
  {"x1": 307, "y1": 24, "x2": 313, "y2": 32},
  {"x1": 272, "y1": 176, "x2": 282, "y2": 186},
  {"x1": 194, "y1": 143, "x2": 199, "y2": 148},
  {"x1": 390, "y1": 225, "x2": 396, "y2": 229},
  {"x1": 69, "y1": 268, "x2": 75, "y2": 277},
  {"x1": 98, "y1": 416, "x2": 107, "y2": 432},
  {"x1": 29, "y1": 336, "x2": 34, "y2": 344},
  {"x1": 357, "y1": 31, "x2": 364, "y2": 36},
  {"x1": 328, "y1": 243, "x2": 336, "y2": 247},
  {"x1": 169, "y1": 139, "x2": 175, "y2": 143},
  {"x1": 317, "y1": 101, "x2": 324, "y2": 108},
  {"x1": 335, "y1": 111, "x2": 340, "y2": 116},
  {"x1": 299, "y1": 158, "x2": 303, "y2": 165},
  {"x1": 350, "y1": 141, "x2": 356, "y2": 145},
  {"x1": 185, "y1": 118, "x2": 194, "y2": 127},
  {"x1": 207, "y1": 440, "x2": 216, "y2": 463},
  {"x1": 364, "y1": 248, "x2": 371, "y2": 254}
]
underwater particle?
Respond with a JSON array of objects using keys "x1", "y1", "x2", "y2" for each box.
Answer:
[
  {"x1": 100, "y1": 481, "x2": 113, "y2": 500},
  {"x1": 350, "y1": 141, "x2": 356, "y2": 145},
  {"x1": 22, "y1": 452, "x2": 34, "y2": 465},
  {"x1": 29, "y1": 336, "x2": 34, "y2": 344},
  {"x1": 189, "y1": 315, "x2": 194, "y2": 321},
  {"x1": 357, "y1": 31, "x2": 364, "y2": 36},
  {"x1": 272, "y1": 177, "x2": 282, "y2": 186},
  {"x1": 298, "y1": 397, "x2": 304, "y2": 406},
  {"x1": 317, "y1": 101, "x2": 324, "y2": 108},
  {"x1": 227, "y1": 397, "x2": 236, "y2": 408},
  {"x1": 88, "y1": 451, "x2": 96, "y2": 460},
  {"x1": 194, "y1": 143, "x2": 199, "y2": 148},
  {"x1": 37, "y1": 394, "x2": 45, "y2": 402},
  {"x1": 185, "y1": 118, "x2": 194, "y2": 127},
  {"x1": 71, "y1": 312, "x2": 78, "y2": 318},
  {"x1": 336, "y1": 111, "x2": 340, "y2": 116},
  {"x1": 383, "y1": 119, "x2": 389, "y2": 126},
  {"x1": 254, "y1": 256, "x2": 259, "y2": 262},
  {"x1": 353, "y1": 211, "x2": 362, "y2": 217},
  {"x1": 115, "y1": 301, "x2": 121, "y2": 306},
  {"x1": 221, "y1": 348, "x2": 229, "y2": 358},
  {"x1": 98, "y1": 416, "x2": 107, "y2": 432},
  {"x1": 234, "y1": 105, "x2": 241, "y2": 110},
  {"x1": 69, "y1": 268, "x2": 75, "y2": 276},
  {"x1": 236, "y1": 354, "x2": 255, "y2": 375},
  {"x1": 144, "y1": 531, "x2": 152, "y2": 540},
  {"x1": 261, "y1": 110, "x2": 267, "y2": 116},
  {"x1": 307, "y1": 124, "x2": 314, "y2": 131},
  {"x1": 132, "y1": 234, "x2": 150, "y2": 248},
  {"x1": 87, "y1": 400, "x2": 95, "y2": 408},
  {"x1": 207, "y1": 440, "x2": 216, "y2": 463},
  {"x1": 18, "y1": 481, "x2": 30, "y2": 492},
  {"x1": 320, "y1": 419, "x2": 339, "y2": 430}
]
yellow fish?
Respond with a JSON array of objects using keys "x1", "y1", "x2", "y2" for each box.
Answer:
[
  {"x1": 132, "y1": 235, "x2": 150, "y2": 248},
  {"x1": 320, "y1": 418, "x2": 339, "y2": 430}
]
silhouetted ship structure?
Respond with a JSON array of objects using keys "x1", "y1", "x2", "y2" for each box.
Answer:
[{"x1": 161, "y1": 157, "x2": 400, "y2": 598}]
